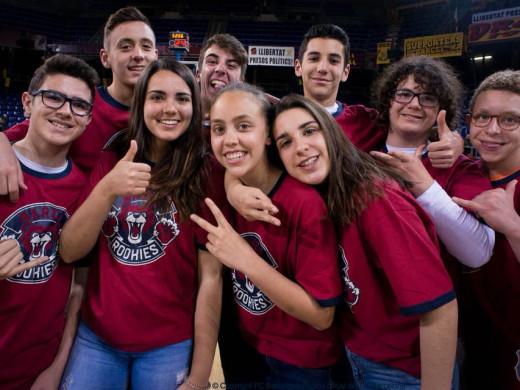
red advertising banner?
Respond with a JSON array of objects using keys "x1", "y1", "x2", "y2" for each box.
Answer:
[{"x1": 468, "y1": 16, "x2": 520, "y2": 43}]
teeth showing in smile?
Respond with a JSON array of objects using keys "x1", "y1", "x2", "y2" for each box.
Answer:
[
  {"x1": 159, "y1": 119, "x2": 179, "y2": 125},
  {"x1": 51, "y1": 121, "x2": 70, "y2": 129},
  {"x1": 211, "y1": 80, "x2": 226, "y2": 87},
  {"x1": 225, "y1": 151, "x2": 245, "y2": 160},
  {"x1": 300, "y1": 156, "x2": 317, "y2": 167},
  {"x1": 129, "y1": 66, "x2": 145, "y2": 71}
]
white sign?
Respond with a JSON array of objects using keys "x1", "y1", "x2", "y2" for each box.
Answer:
[
  {"x1": 472, "y1": 6, "x2": 520, "y2": 23},
  {"x1": 248, "y1": 46, "x2": 295, "y2": 67}
]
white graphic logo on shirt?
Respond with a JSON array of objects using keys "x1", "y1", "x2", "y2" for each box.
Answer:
[
  {"x1": 0, "y1": 202, "x2": 68, "y2": 283},
  {"x1": 232, "y1": 232, "x2": 277, "y2": 315},
  {"x1": 339, "y1": 245, "x2": 360, "y2": 309},
  {"x1": 101, "y1": 196, "x2": 179, "y2": 265}
]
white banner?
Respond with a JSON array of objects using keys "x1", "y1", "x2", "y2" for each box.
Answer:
[
  {"x1": 472, "y1": 6, "x2": 520, "y2": 23},
  {"x1": 248, "y1": 46, "x2": 294, "y2": 67}
]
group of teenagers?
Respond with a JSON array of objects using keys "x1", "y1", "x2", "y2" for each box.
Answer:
[{"x1": 0, "y1": 5, "x2": 519, "y2": 390}]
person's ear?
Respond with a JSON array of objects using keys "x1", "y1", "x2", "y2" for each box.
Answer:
[
  {"x1": 21, "y1": 92, "x2": 32, "y2": 115},
  {"x1": 100, "y1": 48, "x2": 111, "y2": 69},
  {"x1": 294, "y1": 59, "x2": 302, "y2": 77},
  {"x1": 341, "y1": 63, "x2": 350, "y2": 82}
]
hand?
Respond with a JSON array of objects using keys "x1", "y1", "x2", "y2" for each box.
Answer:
[
  {"x1": 226, "y1": 177, "x2": 280, "y2": 226},
  {"x1": 453, "y1": 180, "x2": 520, "y2": 235},
  {"x1": 0, "y1": 134, "x2": 28, "y2": 203},
  {"x1": 370, "y1": 145, "x2": 434, "y2": 197},
  {"x1": 0, "y1": 239, "x2": 48, "y2": 280},
  {"x1": 100, "y1": 140, "x2": 151, "y2": 198},
  {"x1": 428, "y1": 110, "x2": 463, "y2": 169},
  {"x1": 30, "y1": 364, "x2": 61, "y2": 390},
  {"x1": 191, "y1": 198, "x2": 258, "y2": 272}
]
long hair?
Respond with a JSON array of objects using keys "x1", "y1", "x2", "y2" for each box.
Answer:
[
  {"x1": 371, "y1": 55, "x2": 464, "y2": 135},
  {"x1": 273, "y1": 94, "x2": 406, "y2": 225},
  {"x1": 118, "y1": 57, "x2": 208, "y2": 221}
]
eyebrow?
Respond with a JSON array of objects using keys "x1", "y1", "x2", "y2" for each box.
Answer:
[
  {"x1": 210, "y1": 114, "x2": 252, "y2": 124},
  {"x1": 147, "y1": 90, "x2": 191, "y2": 97},
  {"x1": 306, "y1": 50, "x2": 342, "y2": 59},
  {"x1": 274, "y1": 120, "x2": 317, "y2": 142}
]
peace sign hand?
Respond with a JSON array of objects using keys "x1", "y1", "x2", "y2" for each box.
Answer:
[{"x1": 191, "y1": 198, "x2": 257, "y2": 272}]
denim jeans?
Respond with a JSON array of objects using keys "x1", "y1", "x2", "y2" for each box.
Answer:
[
  {"x1": 60, "y1": 320, "x2": 192, "y2": 390},
  {"x1": 264, "y1": 355, "x2": 345, "y2": 390},
  {"x1": 345, "y1": 348, "x2": 459, "y2": 390}
]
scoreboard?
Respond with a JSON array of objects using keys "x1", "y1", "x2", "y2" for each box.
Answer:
[{"x1": 169, "y1": 31, "x2": 190, "y2": 52}]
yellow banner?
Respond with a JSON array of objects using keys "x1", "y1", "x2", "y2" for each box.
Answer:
[
  {"x1": 468, "y1": 16, "x2": 520, "y2": 43},
  {"x1": 404, "y1": 32, "x2": 464, "y2": 58},
  {"x1": 376, "y1": 42, "x2": 391, "y2": 64}
]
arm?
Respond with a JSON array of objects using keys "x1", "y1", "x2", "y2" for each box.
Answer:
[
  {"x1": 427, "y1": 110, "x2": 463, "y2": 169},
  {"x1": 180, "y1": 250, "x2": 222, "y2": 390},
  {"x1": 0, "y1": 132, "x2": 27, "y2": 203},
  {"x1": 0, "y1": 238, "x2": 48, "y2": 280},
  {"x1": 59, "y1": 141, "x2": 151, "y2": 263},
  {"x1": 371, "y1": 149, "x2": 494, "y2": 268},
  {"x1": 419, "y1": 299, "x2": 458, "y2": 390},
  {"x1": 191, "y1": 198, "x2": 334, "y2": 330},
  {"x1": 224, "y1": 170, "x2": 280, "y2": 226},
  {"x1": 453, "y1": 180, "x2": 520, "y2": 264},
  {"x1": 30, "y1": 267, "x2": 89, "y2": 390}
]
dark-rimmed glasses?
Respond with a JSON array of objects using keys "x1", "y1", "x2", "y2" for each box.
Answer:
[
  {"x1": 393, "y1": 89, "x2": 439, "y2": 108},
  {"x1": 468, "y1": 113, "x2": 520, "y2": 131},
  {"x1": 30, "y1": 89, "x2": 93, "y2": 116}
]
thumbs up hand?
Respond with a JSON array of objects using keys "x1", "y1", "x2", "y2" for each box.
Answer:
[
  {"x1": 102, "y1": 140, "x2": 152, "y2": 198},
  {"x1": 428, "y1": 110, "x2": 464, "y2": 169}
]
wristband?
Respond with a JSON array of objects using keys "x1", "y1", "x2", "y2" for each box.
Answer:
[{"x1": 183, "y1": 377, "x2": 211, "y2": 390}]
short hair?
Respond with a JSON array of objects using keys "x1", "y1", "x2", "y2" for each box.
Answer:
[
  {"x1": 298, "y1": 24, "x2": 350, "y2": 66},
  {"x1": 198, "y1": 34, "x2": 248, "y2": 79},
  {"x1": 469, "y1": 69, "x2": 520, "y2": 112},
  {"x1": 103, "y1": 7, "x2": 154, "y2": 49},
  {"x1": 28, "y1": 54, "x2": 99, "y2": 102},
  {"x1": 371, "y1": 55, "x2": 464, "y2": 132}
]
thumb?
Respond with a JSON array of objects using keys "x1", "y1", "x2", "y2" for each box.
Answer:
[
  {"x1": 121, "y1": 140, "x2": 138, "y2": 162},
  {"x1": 436, "y1": 110, "x2": 449, "y2": 138},
  {"x1": 505, "y1": 179, "x2": 518, "y2": 196},
  {"x1": 414, "y1": 144, "x2": 426, "y2": 159}
]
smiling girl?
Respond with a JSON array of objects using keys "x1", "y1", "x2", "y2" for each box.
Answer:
[
  {"x1": 56, "y1": 58, "x2": 223, "y2": 390},
  {"x1": 191, "y1": 83, "x2": 344, "y2": 389},
  {"x1": 269, "y1": 94, "x2": 458, "y2": 389}
]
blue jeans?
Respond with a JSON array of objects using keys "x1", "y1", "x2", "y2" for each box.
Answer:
[
  {"x1": 265, "y1": 355, "x2": 344, "y2": 390},
  {"x1": 60, "y1": 320, "x2": 192, "y2": 390},
  {"x1": 345, "y1": 348, "x2": 459, "y2": 390}
]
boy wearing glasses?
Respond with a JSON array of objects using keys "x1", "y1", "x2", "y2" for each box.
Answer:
[
  {"x1": 0, "y1": 54, "x2": 99, "y2": 389},
  {"x1": 452, "y1": 70, "x2": 520, "y2": 390},
  {"x1": 0, "y1": 7, "x2": 157, "y2": 202}
]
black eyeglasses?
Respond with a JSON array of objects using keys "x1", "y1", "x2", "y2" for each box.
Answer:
[
  {"x1": 30, "y1": 89, "x2": 93, "y2": 116},
  {"x1": 393, "y1": 89, "x2": 439, "y2": 108},
  {"x1": 468, "y1": 113, "x2": 520, "y2": 131}
]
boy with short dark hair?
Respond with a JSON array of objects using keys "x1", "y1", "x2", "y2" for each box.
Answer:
[
  {"x1": 0, "y1": 6, "x2": 158, "y2": 199},
  {"x1": 0, "y1": 53, "x2": 99, "y2": 389}
]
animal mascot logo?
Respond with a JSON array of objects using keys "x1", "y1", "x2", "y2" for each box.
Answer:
[
  {"x1": 0, "y1": 202, "x2": 68, "y2": 284},
  {"x1": 232, "y1": 232, "x2": 277, "y2": 314},
  {"x1": 102, "y1": 196, "x2": 180, "y2": 265},
  {"x1": 339, "y1": 245, "x2": 360, "y2": 309}
]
